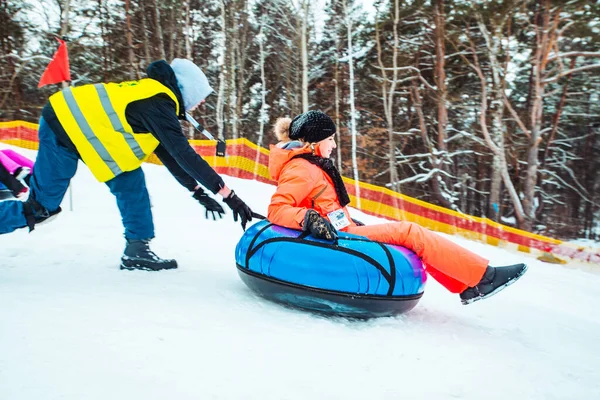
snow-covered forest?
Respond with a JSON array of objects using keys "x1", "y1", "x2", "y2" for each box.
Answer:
[{"x1": 1, "y1": 0, "x2": 599, "y2": 240}]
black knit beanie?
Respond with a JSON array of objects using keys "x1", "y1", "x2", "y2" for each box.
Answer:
[{"x1": 289, "y1": 110, "x2": 336, "y2": 143}]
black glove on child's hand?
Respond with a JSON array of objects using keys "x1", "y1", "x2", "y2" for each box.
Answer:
[
  {"x1": 193, "y1": 188, "x2": 225, "y2": 220},
  {"x1": 223, "y1": 190, "x2": 253, "y2": 231},
  {"x1": 303, "y1": 209, "x2": 338, "y2": 241}
]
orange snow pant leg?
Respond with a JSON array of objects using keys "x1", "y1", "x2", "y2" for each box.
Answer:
[{"x1": 345, "y1": 222, "x2": 489, "y2": 293}]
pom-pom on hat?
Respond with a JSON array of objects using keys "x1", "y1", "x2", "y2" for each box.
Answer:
[
  {"x1": 274, "y1": 118, "x2": 292, "y2": 142},
  {"x1": 170, "y1": 58, "x2": 214, "y2": 111},
  {"x1": 289, "y1": 110, "x2": 336, "y2": 143}
]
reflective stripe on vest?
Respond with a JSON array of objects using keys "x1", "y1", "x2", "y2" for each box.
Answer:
[
  {"x1": 93, "y1": 84, "x2": 146, "y2": 161},
  {"x1": 62, "y1": 87, "x2": 123, "y2": 177}
]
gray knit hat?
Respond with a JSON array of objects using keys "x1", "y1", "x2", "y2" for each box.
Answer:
[{"x1": 289, "y1": 111, "x2": 336, "y2": 143}]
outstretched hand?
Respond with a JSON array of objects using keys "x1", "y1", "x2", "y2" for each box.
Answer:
[
  {"x1": 193, "y1": 188, "x2": 225, "y2": 220},
  {"x1": 223, "y1": 190, "x2": 253, "y2": 230}
]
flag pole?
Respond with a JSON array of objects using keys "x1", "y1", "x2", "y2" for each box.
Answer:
[
  {"x1": 60, "y1": 38, "x2": 73, "y2": 212},
  {"x1": 63, "y1": 74, "x2": 74, "y2": 212},
  {"x1": 38, "y1": 37, "x2": 74, "y2": 211}
]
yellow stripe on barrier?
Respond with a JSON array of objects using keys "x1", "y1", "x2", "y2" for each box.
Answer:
[
  {"x1": 0, "y1": 120, "x2": 39, "y2": 130},
  {"x1": 0, "y1": 138, "x2": 39, "y2": 150}
]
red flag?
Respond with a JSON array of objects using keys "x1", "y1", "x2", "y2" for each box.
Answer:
[{"x1": 38, "y1": 38, "x2": 71, "y2": 88}]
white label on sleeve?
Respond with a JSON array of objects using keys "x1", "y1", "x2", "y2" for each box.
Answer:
[{"x1": 327, "y1": 209, "x2": 350, "y2": 230}]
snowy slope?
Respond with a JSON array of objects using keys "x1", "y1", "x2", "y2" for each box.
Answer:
[{"x1": 1, "y1": 145, "x2": 599, "y2": 400}]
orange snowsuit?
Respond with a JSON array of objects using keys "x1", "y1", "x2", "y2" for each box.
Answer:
[{"x1": 267, "y1": 143, "x2": 488, "y2": 294}]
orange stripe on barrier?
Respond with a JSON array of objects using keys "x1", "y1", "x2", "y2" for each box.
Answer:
[{"x1": 1, "y1": 120, "x2": 598, "y2": 265}]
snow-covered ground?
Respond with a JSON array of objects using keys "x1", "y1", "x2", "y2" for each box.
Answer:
[{"x1": 1, "y1": 145, "x2": 599, "y2": 400}]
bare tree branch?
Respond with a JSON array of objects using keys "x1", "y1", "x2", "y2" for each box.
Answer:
[
  {"x1": 502, "y1": 93, "x2": 532, "y2": 140},
  {"x1": 546, "y1": 51, "x2": 600, "y2": 62},
  {"x1": 543, "y1": 63, "x2": 600, "y2": 83}
]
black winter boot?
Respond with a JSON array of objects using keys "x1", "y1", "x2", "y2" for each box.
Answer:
[
  {"x1": 460, "y1": 263, "x2": 528, "y2": 305},
  {"x1": 120, "y1": 239, "x2": 178, "y2": 271}
]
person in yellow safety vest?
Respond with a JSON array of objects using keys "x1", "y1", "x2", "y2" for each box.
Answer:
[{"x1": 2, "y1": 58, "x2": 256, "y2": 271}]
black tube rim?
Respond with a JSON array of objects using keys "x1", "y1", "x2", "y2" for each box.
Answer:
[{"x1": 236, "y1": 264, "x2": 424, "y2": 301}]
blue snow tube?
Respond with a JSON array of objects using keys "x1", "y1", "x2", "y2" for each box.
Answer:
[{"x1": 235, "y1": 220, "x2": 426, "y2": 318}]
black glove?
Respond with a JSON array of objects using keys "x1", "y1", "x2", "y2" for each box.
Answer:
[
  {"x1": 302, "y1": 209, "x2": 338, "y2": 241},
  {"x1": 351, "y1": 218, "x2": 365, "y2": 226},
  {"x1": 223, "y1": 190, "x2": 253, "y2": 230},
  {"x1": 193, "y1": 188, "x2": 225, "y2": 220}
]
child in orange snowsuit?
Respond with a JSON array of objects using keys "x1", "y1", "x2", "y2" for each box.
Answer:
[{"x1": 267, "y1": 111, "x2": 527, "y2": 305}]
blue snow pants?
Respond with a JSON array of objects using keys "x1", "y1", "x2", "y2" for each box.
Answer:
[{"x1": 0, "y1": 117, "x2": 155, "y2": 239}]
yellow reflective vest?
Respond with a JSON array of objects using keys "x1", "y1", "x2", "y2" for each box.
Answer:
[{"x1": 49, "y1": 79, "x2": 180, "y2": 182}]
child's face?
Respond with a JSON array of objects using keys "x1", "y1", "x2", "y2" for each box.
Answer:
[{"x1": 316, "y1": 135, "x2": 337, "y2": 158}]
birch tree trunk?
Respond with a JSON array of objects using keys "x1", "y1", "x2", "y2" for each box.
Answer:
[
  {"x1": 334, "y1": 13, "x2": 342, "y2": 172},
  {"x1": 387, "y1": 0, "x2": 399, "y2": 193},
  {"x1": 152, "y1": 0, "x2": 166, "y2": 60},
  {"x1": 215, "y1": 0, "x2": 228, "y2": 140},
  {"x1": 229, "y1": 43, "x2": 238, "y2": 138},
  {"x1": 60, "y1": 0, "x2": 71, "y2": 89},
  {"x1": 520, "y1": 0, "x2": 558, "y2": 231},
  {"x1": 183, "y1": 0, "x2": 192, "y2": 59},
  {"x1": 301, "y1": 0, "x2": 309, "y2": 113},
  {"x1": 183, "y1": 0, "x2": 194, "y2": 138},
  {"x1": 375, "y1": 1, "x2": 399, "y2": 192},
  {"x1": 167, "y1": 4, "x2": 176, "y2": 61},
  {"x1": 258, "y1": 24, "x2": 267, "y2": 144},
  {"x1": 430, "y1": 0, "x2": 453, "y2": 208},
  {"x1": 235, "y1": 0, "x2": 250, "y2": 140},
  {"x1": 124, "y1": 0, "x2": 137, "y2": 79},
  {"x1": 254, "y1": 23, "x2": 267, "y2": 178},
  {"x1": 477, "y1": 18, "x2": 507, "y2": 222},
  {"x1": 140, "y1": 1, "x2": 152, "y2": 65},
  {"x1": 59, "y1": 0, "x2": 70, "y2": 37},
  {"x1": 343, "y1": 0, "x2": 360, "y2": 208},
  {"x1": 228, "y1": 4, "x2": 239, "y2": 139},
  {"x1": 433, "y1": 0, "x2": 447, "y2": 151},
  {"x1": 98, "y1": 0, "x2": 108, "y2": 82}
]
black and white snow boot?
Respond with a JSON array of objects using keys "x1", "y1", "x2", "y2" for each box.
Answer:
[
  {"x1": 23, "y1": 197, "x2": 62, "y2": 231},
  {"x1": 120, "y1": 239, "x2": 178, "y2": 271},
  {"x1": 13, "y1": 166, "x2": 31, "y2": 182},
  {"x1": 460, "y1": 263, "x2": 528, "y2": 305}
]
